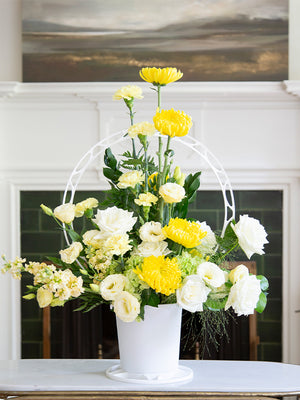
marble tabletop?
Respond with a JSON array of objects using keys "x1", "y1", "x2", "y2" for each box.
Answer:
[{"x1": 0, "y1": 359, "x2": 299, "y2": 395}]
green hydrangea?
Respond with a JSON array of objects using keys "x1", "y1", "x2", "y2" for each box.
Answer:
[{"x1": 177, "y1": 251, "x2": 203, "y2": 278}]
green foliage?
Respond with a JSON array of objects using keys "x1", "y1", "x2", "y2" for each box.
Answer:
[
  {"x1": 173, "y1": 172, "x2": 201, "y2": 218},
  {"x1": 256, "y1": 292, "x2": 267, "y2": 313}
]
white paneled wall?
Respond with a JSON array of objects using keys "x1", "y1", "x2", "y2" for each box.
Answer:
[{"x1": 0, "y1": 81, "x2": 300, "y2": 363}]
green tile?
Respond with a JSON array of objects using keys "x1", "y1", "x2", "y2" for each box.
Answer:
[
  {"x1": 196, "y1": 190, "x2": 224, "y2": 210},
  {"x1": 21, "y1": 191, "x2": 61, "y2": 209},
  {"x1": 261, "y1": 343, "x2": 282, "y2": 362},
  {"x1": 261, "y1": 299, "x2": 282, "y2": 321},
  {"x1": 264, "y1": 255, "x2": 282, "y2": 277},
  {"x1": 262, "y1": 211, "x2": 282, "y2": 232},
  {"x1": 21, "y1": 232, "x2": 61, "y2": 253},
  {"x1": 22, "y1": 320, "x2": 43, "y2": 342},
  {"x1": 22, "y1": 342, "x2": 42, "y2": 359},
  {"x1": 264, "y1": 233, "x2": 282, "y2": 255},
  {"x1": 258, "y1": 321, "x2": 281, "y2": 344},
  {"x1": 239, "y1": 191, "x2": 282, "y2": 211},
  {"x1": 21, "y1": 210, "x2": 39, "y2": 231}
]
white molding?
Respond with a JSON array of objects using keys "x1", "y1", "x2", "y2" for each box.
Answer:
[{"x1": 284, "y1": 80, "x2": 300, "y2": 98}]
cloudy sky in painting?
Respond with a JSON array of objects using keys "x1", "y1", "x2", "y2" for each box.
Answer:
[{"x1": 23, "y1": 0, "x2": 288, "y2": 32}]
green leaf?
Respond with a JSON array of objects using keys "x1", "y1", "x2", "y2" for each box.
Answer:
[
  {"x1": 141, "y1": 288, "x2": 160, "y2": 308},
  {"x1": 205, "y1": 296, "x2": 228, "y2": 311},
  {"x1": 184, "y1": 172, "x2": 201, "y2": 200},
  {"x1": 46, "y1": 256, "x2": 64, "y2": 267},
  {"x1": 256, "y1": 292, "x2": 267, "y2": 313},
  {"x1": 256, "y1": 275, "x2": 269, "y2": 291},
  {"x1": 104, "y1": 148, "x2": 117, "y2": 170},
  {"x1": 84, "y1": 208, "x2": 94, "y2": 219},
  {"x1": 103, "y1": 167, "x2": 122, "y2": 182}
]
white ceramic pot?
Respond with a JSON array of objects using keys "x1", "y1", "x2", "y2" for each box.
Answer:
[{"x1": 106, "y1": 303, "x2": 193, "y2": 384}]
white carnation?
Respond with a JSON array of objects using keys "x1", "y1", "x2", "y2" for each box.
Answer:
[
  {"x1": 54, "y1": 203, "x2": 75, "y2": 224},
  {"x1": 176, "y1": 275, "x2": 211, "y2": 312},
  {"x1": 159, "y1": 182, "x2": 185, "y2": 204},
  {"x1": 197, "y1": 261, "x2": 225, "y2": 289},
  {"x1": 139, "y1": 222, "x2": 166, "y2": 242},
  {"x1": 134, "y1": 240, "x2": 171, "y2": 257},
  {"x1": 232, "y1": 214, "x2": 268, "y2": 259},
  {"x1": 225, "y1": 275, "x2": 261, "y2": 316}
]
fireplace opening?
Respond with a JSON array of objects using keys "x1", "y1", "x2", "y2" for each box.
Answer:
[{"x1": 20, "y1": 190, "x2": 282, "y2": 361}]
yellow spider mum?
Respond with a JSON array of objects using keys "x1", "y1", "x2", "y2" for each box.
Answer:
[
  {"x1": 162, "y1": 218, "x2": 207, "y2": 248},
  {"x1": 134, "y1": 255, "x2": 181, "y2": 296},
  {"x1": 139, "y1": 67, "x2": 183, "y2": 86},
  {"x1": 153, "y1": 108, "x2": 192, "y2": 138}
]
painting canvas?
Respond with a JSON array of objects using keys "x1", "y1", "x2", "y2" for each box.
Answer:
[{"x1": 22, "y1": 0, "x2": 288, "y2": 82}]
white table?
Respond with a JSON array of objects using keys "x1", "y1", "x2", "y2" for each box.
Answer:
[{"x1": 0, "y1": 359, "x2": 300, "y2": 399}]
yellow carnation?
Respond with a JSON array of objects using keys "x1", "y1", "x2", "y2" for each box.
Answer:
[
  {"x1": 117, "y1": 170, "x2": 145, "y2": 189},
  {"x1": 75, "y1": 197, "x2": 98, "y2": 217},
  {"x1": 134, "y1": 192, "x2": 158, "y2": 206},
  {"x1": 139, "y1": 67, "x2": 183, "y2": 86},
  {"x1": 113, "y1": 85, "x2": 143, "y2": 100},
  {"x1": 134, "y1": 255, "x2": 181, "y2": 296},
  {"x1": 162, "y1": 218, "x2": 207, "y2": 248},
  {"x1": 128, "y1": 121, "x2": 156, "y2": 139},
  {"x1": 153, "y1": 108, "x2": 192, "y2": 138},
  {"x1": 103, "y1": 234, "x2": 132, "y2": 256}
]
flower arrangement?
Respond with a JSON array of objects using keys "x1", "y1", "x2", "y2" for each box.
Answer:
[{"x1": 2, "y1": 67, "x2": 269, "y2": 329}]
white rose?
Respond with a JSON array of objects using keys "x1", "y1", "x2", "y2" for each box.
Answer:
[
  {"x1": 54, "y1": 203, "x2": 75, "y2": 224},
  {"x1": 231, "y1": 215, "x2": 268, "y2": 259},
  {"x1": 196, "y1": 221, "x2": 217, "y2": 255},
  {"x1": 36, "y1": 287, "x2": 53, "y2": 308},
  {"x1": 197, "y1": 262, "x2": 225, "y2": 289},
  {"x1": 100, "y1": 274, "x2": 127, "y2": 301},
  {"x1": 134, "y1": 241, "x2": 171, "y2": 257},
  {"x1": 228, "y1": 264, "x2": 249, "y2": 284},
  {"x1": 139, "y1": 221, "x2": 166, "y2": 242},
  {"x1": 176, "y1": 275, "x2": 211, "y2": 312},
  {"x1": 159, "y1": 182, "x2": 185, "y2": 204},
  {"x1": 92, "y1": 206, "x2": 137, "y2": 238},
  {"x1": 59, "y1": 242, "x2": 83, "y2": 264},
  {"x1": 225, "y1": 275, "x2": 261, "y2": 316},
  {"x1": 113, "y1": 291, "x2": 140, "y2": 322}
]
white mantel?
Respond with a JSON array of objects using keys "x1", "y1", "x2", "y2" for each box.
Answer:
[{"x1": 0, "y1": 81, "x2": 300, "y2": 365}]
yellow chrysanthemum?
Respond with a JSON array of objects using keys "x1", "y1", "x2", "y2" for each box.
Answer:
[
  {"x1": 139, "y1": 67, "x2": 183, "y2": 86},
  {"x1": 153, "y1": 108, "x2": 192, "y2": 138},
  {"x1": 113, "y1": 85, "x2": 143, "y2": 100},
  {"x1": 162, "y1": 218, "x2": 207, "y2": 249},
  {"x1": 128, "y1": 121, "x2": 156, "y2": 138},
  {"x1": 134, "y1": 255, "x2": 181, "y2": 296}
]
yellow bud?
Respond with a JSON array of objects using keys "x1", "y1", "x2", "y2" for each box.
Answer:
[
  {"x1": 79, "y1": 269, "x2": 88, "y2": 275},
  {"x1": 178, "y1": 173, "x2": 186, "y2": 186},
  {"x1": 40, "y1": 204, "x2": 53, "y2": 216},
  {"x1": 50, "y1": 298, "x2": 65, "y2": 307},
  {"x1": 90, "y1": 283, "x2": 100, "y2": 293},
  {"x1": 23, "y1": 293, "x2": 35, "y2": 300},
  {"x1": 173, "y1": 166, "x2": 181, "y2": 182}
]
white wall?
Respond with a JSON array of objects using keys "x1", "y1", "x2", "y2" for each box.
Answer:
[{"x1": 1, "y1": 0, "x2": 300, "y2": 364}]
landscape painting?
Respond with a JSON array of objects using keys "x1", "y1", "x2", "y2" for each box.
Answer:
[{"x1": 22, "y1": 0, "x2": 288, "y2": 82}]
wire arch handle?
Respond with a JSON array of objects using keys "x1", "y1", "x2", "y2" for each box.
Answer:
[{"x1": 63, "y1": 131, "x2": 235, "y2": 244}]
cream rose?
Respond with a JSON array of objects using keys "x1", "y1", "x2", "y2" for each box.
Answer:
[
  {"x1": 139, "y1": 221, "x2": 166, "y2": 242},
  {"x1": 225, "y1": 275, "x2": 261, "y2": 316},
  {"x1": 54, "y1": 203, "x2": 75, "y2": 224},
  {"x1": 117, "y1": 170, "x2": 145, "y2": 189},
  {"x1": 36, "y1": 287, "x2": 53, "y2": 308},
  {"x1": 176, "y1": 275, "x2": 211, "y2": 312},
  {"x1": 196, "y1": 221, "x2": 217, "y2": 255},
  {"x1": 228, "y1": 264, "x2": 249, "y2": 284},
  {"x1": 197, "y1": 262, "x2": 225, "y2": 289},
  {"x1": 100, "y1": 274, "x2": 127, "y2": 301},
  {"x1": 59, "y1": 242, "x2": 83, "y2": 264},
  {"x1": 231, "y1": 215, "x2": 268, "y2": 259},
  {"x1": 159, "y1": 182, "x2": 185, "y2": 204},
  {"x1": 92, "y1": 206, "x2": 137, "y2": 238},
  {"x1": 134, "y1": 240, "x2": 171, "y2": 257},
  {"x1": 75, "y1": 197, "x2": 98, "y2": 217},
  {"x1": 113, "y1": 291, "x2": 140, "y2": 322}
]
